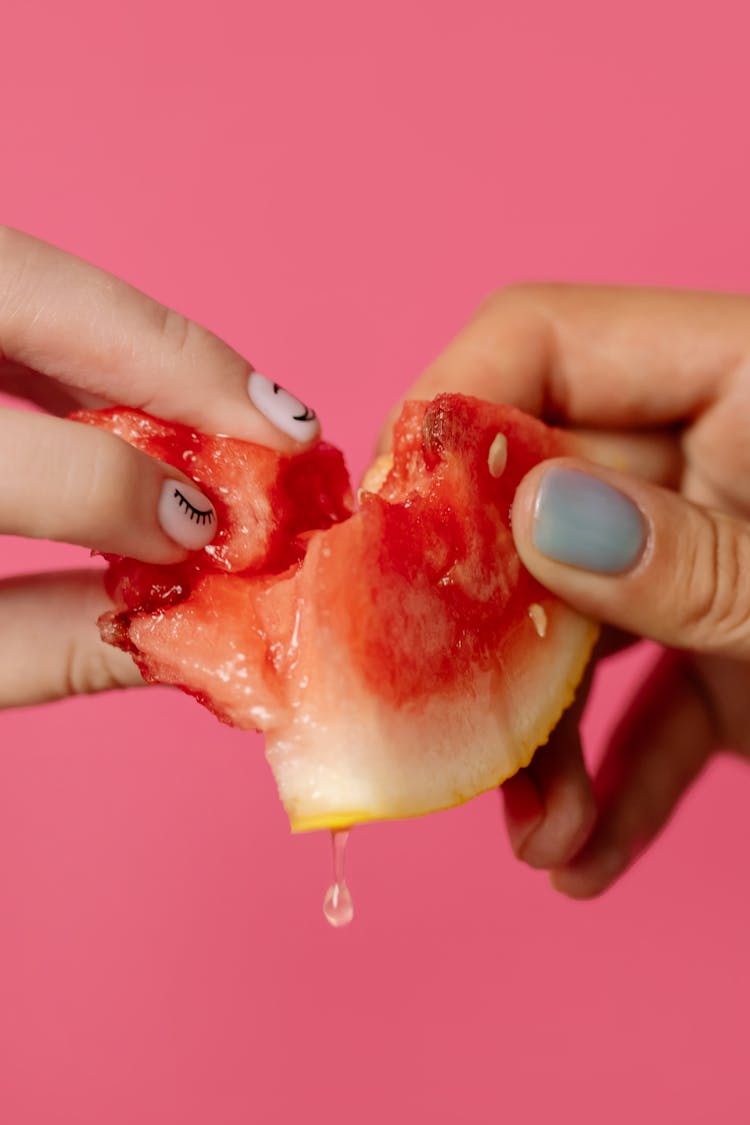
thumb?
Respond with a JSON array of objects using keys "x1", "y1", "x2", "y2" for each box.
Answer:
[{"x1": 511, "y1": 458, "x2": 750, "y2": 659}]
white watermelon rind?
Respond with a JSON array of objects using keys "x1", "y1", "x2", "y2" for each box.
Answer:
[{"x1": 266, "y1": 605, "x2": 599, "y2": 832}]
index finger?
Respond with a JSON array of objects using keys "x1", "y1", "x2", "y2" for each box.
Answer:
[
  {"x1": 0, "y1": 227, "x2": 320, "y2": 450},
  {"x1": 380, "y1": 283, "x2": 750, "y2": 438}
]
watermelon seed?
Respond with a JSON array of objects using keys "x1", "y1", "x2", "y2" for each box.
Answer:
[
  {"x1": 323, "y1": 829, "x2": 354, "y2": 928},
  {"x1": 488, "y1": 433, "x2": 508, "y2": 478}
]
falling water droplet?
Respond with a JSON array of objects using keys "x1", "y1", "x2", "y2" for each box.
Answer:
[{"x1": 323, "y1": 829, "x2": 354, "y2": 928}]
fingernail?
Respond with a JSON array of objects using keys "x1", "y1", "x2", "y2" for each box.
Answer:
[
  {"x1": 158, "y1": 481, "x2": 216, "y2": 550},
  {"x1": 532, "y1": 468, "x2": 646, "y2": 574},
  {"x1": 247, "y1": 372, "x2": 320, "y2": 442}
]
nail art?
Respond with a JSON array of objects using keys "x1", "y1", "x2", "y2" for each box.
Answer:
[
  {"x1": 158, "y1": 480, "x2": 216, "y2": 551},
  {"x1": 247, "y1": 372, "x2": 320, "y2": 442},
  {"x1": 532, "y1": 468, "x2": 647, "y2": 574}
]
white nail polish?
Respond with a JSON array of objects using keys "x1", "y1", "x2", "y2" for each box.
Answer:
[
  {"x1": 158, "y1": 480, "x2": 216, "y2": 551},
  {"x1": 247, "y1": 372, "x2": 321, "y2": 442}
]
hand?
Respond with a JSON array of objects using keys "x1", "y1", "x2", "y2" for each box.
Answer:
[
  {"x1": 0, "y1": 228, "x2": 320, "y2": 708},
  {"x1": 381, "y1": 284, "x2": 750, "y2": 897}
]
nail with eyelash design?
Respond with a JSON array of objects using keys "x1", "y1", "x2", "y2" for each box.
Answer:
[
  {"x1": 158, "y1": 480, "x2": 217, "y2": 551},
  {"x1": 281, "y1": 385, "x2": 316, "y2": 423},
  {"x1": 174, "y1": 487, "x2": 214, "y2": 525},
  {"x1": 247, "y1": 371, "x2": 321, "y2": 442}
]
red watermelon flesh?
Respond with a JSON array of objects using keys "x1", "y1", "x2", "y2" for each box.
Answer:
[{"x1": 75, "y1": 396, "x2": 597, "y2": 831}]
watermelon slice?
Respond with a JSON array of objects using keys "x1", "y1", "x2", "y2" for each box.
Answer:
[{"x1": 74, "y1": 396, "x2": 597, "y2": 831}]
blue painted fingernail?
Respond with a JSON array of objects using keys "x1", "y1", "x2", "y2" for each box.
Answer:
[{"x1": 532, "y1": 468, "x2": 647, "y2": 574}]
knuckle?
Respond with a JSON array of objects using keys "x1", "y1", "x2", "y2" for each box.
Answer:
[
  {"x1": 478, "y1": 282, "x2": 560, "y2": 354},
  {"x1": 69, "y1": 428, "x2": 143, "y2": 536},
  {"x1": 63, "y1": 636, "x2": 91, "y2": 697},
  {"x1": 144, "y1": 305, "x2": 248, "y2": 405},
  {"x1": 0, "y1": 224, "x2": 21, "y2": 260},
  {"x1": 63, "y1": 637, "x2": 119, "y2": 696},
  {"x1": 147, "y1": 303, "x2": 241, "y2": 390},
  {"x1": 483, "y1": 281, "x2": 560, "y2": 315},
  {"x1": 153, "y1": 303, "x2": 195, "y2": 358},
  {"x1": 63, "y1": 580, "x2": 141, "y2": 696},
  {"x1": 481, "y1": 282, "x2": 534, "y2": 318},
  {"x1": 0, "y1": 227, "x2": 37, "y2": 325},
  {"x1": 677, "y1": 512, "x2": 750, "y2": 650}
]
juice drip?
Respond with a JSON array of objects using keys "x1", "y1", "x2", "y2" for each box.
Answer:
[{"x1": 323, "y1": 829, "x2": 354, "y2": 928}]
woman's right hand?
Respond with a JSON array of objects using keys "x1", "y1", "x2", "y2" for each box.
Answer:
[{"x1": 0, "y1": 227, "x2": 320, "y2": 707}]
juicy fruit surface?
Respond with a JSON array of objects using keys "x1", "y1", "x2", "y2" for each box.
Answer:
[
  {"x1": 77, "y1": 397, "x2": 597, "y2": 831},
  {"x1": 75, "y1": 408, "x2": 353, "y2": 582}
]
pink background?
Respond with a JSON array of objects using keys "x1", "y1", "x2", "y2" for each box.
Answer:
[{"x1": 2, "y1": 2, "x2": 750, "y2": 1122}]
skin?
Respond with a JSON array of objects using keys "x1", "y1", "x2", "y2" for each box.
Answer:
[
  {"x1": 380, "y1": 283, "x2": 750, "y2": 898},
  {"x1": 4, "y1": 232, "x2": 750, "y2": 900},
  {"x1": 0, "y1": 227, "x2": 318, "y2": 707}
]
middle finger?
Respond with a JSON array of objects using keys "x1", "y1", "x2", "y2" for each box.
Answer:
[{"x1": 0, "y1": 408, "x2": 217, "y2": 561}]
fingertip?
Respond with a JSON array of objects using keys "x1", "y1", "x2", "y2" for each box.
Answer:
[
  {"x1": 549, "y1": 868, "x2": 601, "y2": 900},
  {"x1": 0, "y1": 411, "x2": 222, "y2": 565},
  {"x1": 502, "y1": 756, "x2": 597, "y2": 872},
  {"x1": 505, "y1": 710, "x2": 598, "y2": 871},
  {"x1": 511, "y1": 458, "x2": 649, "y2": 575},
  {"x1": 147, "y1": 373, "x2": 323, "y2": 455},
  {"x1": 515, "y1": 784, "x2": 597, "y2": 870},
  {"x1": 157, "y1": 479, "x2": 217, "y2": 553},
  {"x1": 246, "y1": 372, "x2": 321, "y2": 446},
  {"x1": 550, "y1": 848, "x2": 628, "y2": 900},
  {"x1": 501, "y1": 771, "x2": 545, "y2": 858}
]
